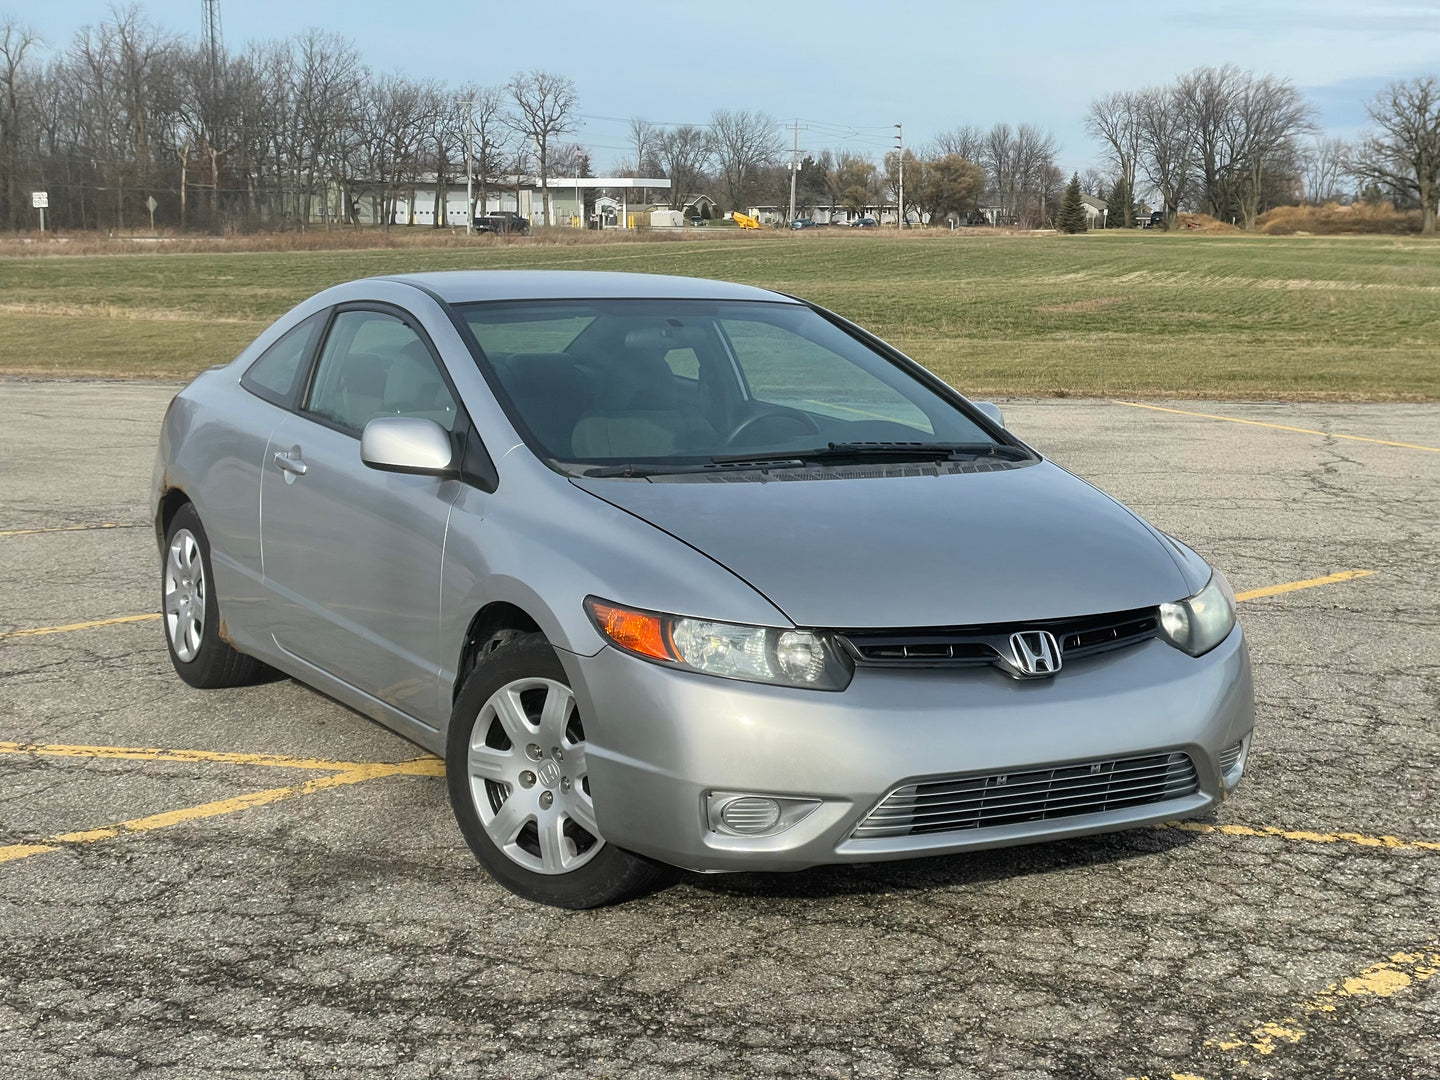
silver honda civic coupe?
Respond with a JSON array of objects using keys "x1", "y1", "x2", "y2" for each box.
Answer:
[{"x1": 153, "y1": 270, "x2": 1253, "y2": 908}]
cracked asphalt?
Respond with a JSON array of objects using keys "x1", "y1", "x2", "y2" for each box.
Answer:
[{"x1": 1, "y1": 381, "x2": 1437, "y2": 1080}]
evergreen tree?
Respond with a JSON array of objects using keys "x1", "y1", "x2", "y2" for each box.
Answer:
[
  {"x1": 1057, "y1": 173, "x2": 1088, "y2": 233},
  {"x1": 1107, "y1": 176, "x2": 1132, "y2": 228}
]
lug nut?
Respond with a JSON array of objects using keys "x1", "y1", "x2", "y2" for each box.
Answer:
[
  {"x1": 539, "y1": 791, "x2": 554, "y2": 809},
  {"x1": 526, "y1": 744, "x2": 543, "y2": 761},
  {"x1": 560, "y1": 777, "x2": 571, "y2": 792},
  {"x1": 519, "y1": 771, "x2": 536, "y2": 788},
  {"x1": 552, "y1": 746, "x2": 565, "y2": 762}
]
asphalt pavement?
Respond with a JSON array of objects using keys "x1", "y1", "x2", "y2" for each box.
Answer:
[{"x1": 1, "y1": 381, "x2": 1437, "y2": 1080}]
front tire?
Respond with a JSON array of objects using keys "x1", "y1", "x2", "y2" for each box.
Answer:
[
  {"x1": 446, "y1": 632, "x2": 668, "y2": 908},
  {"x1": 162, "y1": 502, "x2": 265, "y2": 689}
]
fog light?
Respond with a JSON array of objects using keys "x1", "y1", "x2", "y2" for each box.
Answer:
[
  {"x1": 721, "y1": 797, "x2": 781, "y2": 834},
  {"x1": 706, "y1": 792, "x2": 821, "y2": 837}
]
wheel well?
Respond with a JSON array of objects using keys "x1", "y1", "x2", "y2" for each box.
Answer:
[
  {"x1": 158, "y1": 489, "x2": 191, "y2": 543},
  {"x1": 454, "y1": 602, "x2": 543, "y2": 702}
]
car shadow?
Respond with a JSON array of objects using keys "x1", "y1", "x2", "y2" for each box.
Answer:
[{"x1": 674, "y1": 822, "x2": 1211, "y2": 903}]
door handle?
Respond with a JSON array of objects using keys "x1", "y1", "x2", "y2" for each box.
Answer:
[{"x1": 273, "y1": 450, "x2": 308, "y2": 476}]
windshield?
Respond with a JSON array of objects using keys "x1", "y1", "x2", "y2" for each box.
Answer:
[{"x1": 457, "y1": 299, "x2": 1001, "y2": 467}]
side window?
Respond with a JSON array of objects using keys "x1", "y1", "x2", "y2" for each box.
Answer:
[
  {"x1": 662, "y1": 347, "x2": 700, "y2": 381},
  {"x1": 305, "y1": 310, "x2": 459, "y2": 434},
  {"x1": 720, "y1": 318, "x2": 933, "y2": 433},
  {"x1": 240, "y1": 312, "x2": 324, "y2": 405}
]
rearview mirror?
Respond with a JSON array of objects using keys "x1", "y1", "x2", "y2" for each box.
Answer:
[
  {"x1": 360, "y1": 416, "x2": 454, "y2": 476},
  {"x1": 973, "y1": 401, "x2": 1005, "y2": 428}
]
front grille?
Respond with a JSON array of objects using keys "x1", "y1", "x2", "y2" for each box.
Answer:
[
  {"x1": 838, "y1": 607, "x2": 1159, "y2": 670},
  {"x1": 851, "y1": 751, "x2": 1199, "y2": 839}
]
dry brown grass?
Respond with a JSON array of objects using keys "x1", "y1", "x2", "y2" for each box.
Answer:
[
  {"x1": 1257, "y1": 202, "x2": 1424, "y2": 236},
  {"x1": 0, "y1": 224, "x2": 738, "y2": 258},
  {"x1": 1174, "y1": 213, "x2": 1240, "y2": 233}
]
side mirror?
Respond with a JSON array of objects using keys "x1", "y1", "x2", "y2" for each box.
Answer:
[
  {"x1": 973, "y1": 401, "x2": 1005, "y2": 429},
  {"x1": 360, "y1": 416, "x2": 454, "y2": 476}
]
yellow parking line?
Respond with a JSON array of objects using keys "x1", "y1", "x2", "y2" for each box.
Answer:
[
  {"x1": 1234, "y1": 569, "x2": 1375, "y2": 602},
  {"x1": 0, "y1": 523, "x2": 139, "y2": 538},
  {"x1": 1113, "y1": 401, "x2": 1440, "y2": 452},
  {"x1": 0, "y1": 741, "x2": 401, "y2": 773},
  {"x1": 0, "y1": 613, "x2": 161, "y2": 640},
  {"x1": 1207, "y1": 942, "x2": 1440, "y2": 1060},
  {"x1": 1159, "y1": 820, "x2": 1440, "y2": 853},
  {"x1": 0, "y1": 756, "x2": 444, "y2": 866}
]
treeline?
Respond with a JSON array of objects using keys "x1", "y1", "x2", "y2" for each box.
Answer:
[
  {"x1": 1087, "y1": 65, "x2": 1440, "y2": 234},
  {"x1": 2, "y1": 5, "x2": 1435, "y2": 235},
  {"x1": 0, "y1": 7, "x2": 586, "y2": 232}
]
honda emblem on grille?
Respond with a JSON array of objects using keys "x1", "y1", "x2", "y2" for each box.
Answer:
[{"x1": 1008, "y1": 630, "x2": 1062, "y2": 677}]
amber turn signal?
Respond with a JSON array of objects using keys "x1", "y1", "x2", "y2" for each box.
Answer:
[{"x1": 585, "y1": 599, "x2": 676, "y2": 661}]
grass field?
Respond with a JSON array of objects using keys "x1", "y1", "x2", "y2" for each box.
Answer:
[{"x1": 1, "y1": 230, "x2": 1437, "y2": 399}]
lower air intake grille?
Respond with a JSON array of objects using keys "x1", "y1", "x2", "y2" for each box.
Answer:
[
  {"x1": 1218, "y1": 741, "x2": 1244, "y2": 774},
  {"x1": 852, "y1": 751, "x2": 1199, "y2": 839}
]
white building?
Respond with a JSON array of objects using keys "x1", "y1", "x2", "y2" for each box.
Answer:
[{"x1": 382, "y1": 176, "x2": 670, "y2": 228}]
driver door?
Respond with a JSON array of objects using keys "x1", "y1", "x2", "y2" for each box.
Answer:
[{"x1": 259, "y1": 305, "x2": 462, "y2": 725}]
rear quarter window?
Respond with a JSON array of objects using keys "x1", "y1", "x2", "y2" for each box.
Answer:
[{"x1": 240, "y1": 312, "x2": 326, "y2": 406}]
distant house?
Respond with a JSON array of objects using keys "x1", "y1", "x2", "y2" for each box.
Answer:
[
  {"x1": 682, "y1": 194, "x2": 717, "y2": 219},
  {"x1": 1079, "y1": 194, "x2": 1107, "y2": 228}
]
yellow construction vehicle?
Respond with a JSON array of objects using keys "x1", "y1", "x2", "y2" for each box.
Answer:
[{"x1": 730, "y1": 211, "x2": 762, "y2": 229}]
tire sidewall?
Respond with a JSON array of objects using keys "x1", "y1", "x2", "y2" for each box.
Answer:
[{"x1": 445, "y1": 635, "x2": 664, "y2": 908}]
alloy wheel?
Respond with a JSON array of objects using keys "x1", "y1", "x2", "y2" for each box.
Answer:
[
  {"x1": 164, "y1": 528, "x2": 206, "y2": 662},
  {"x1": 467, "y1": 677, "x2": 603, "y2": 875}
]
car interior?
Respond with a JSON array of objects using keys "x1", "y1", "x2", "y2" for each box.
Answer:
[{"x1": 470, "y1": 309, "x2": 966, "y2": 462}]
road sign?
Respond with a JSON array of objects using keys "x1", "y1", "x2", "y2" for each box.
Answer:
[
  {"x1": 146, "y1": 196, "x2": 157, "y2": 213},
  {"x1": 31, "y1": 191, "x2": 47, "y2": 208}
]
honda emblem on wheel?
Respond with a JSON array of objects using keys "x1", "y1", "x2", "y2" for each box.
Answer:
[{"x1": 1008, "y1": 630, "x2": 1062, "y2": 676}]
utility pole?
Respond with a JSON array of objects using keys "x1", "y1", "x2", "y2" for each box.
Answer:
[
  {"x1": 458, "y1": 99, "x2": 475, "y2": 234},
  {"x1": 787, "y1": 119, "x2": 805, "y2": 224},
  {"x1": 894, "y1": 123, "x2": 904, "y2": 229}
]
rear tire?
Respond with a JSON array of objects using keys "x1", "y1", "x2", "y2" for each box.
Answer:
[
  {"x1": 162, "y1": 502, "x2": 265, "y2": 689},
  {"x1": 446, "y1": 632, "x2": 669, "y2": 908}
]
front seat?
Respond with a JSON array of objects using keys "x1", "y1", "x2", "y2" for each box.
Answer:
[{"x1": 570, "y1": 351, "x2": 717, "y2": 458}]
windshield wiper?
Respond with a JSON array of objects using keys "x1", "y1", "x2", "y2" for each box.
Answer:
[
  {"x1": 580, "y1": 462, "x2": 711, "y2": 478},
  {"x1": 710, "y1": 442, "x2": 1029, "y2": 466}
]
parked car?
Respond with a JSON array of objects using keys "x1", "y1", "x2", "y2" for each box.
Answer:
[
  {"x1": 790, "y1": 218, "x2": 815, "y2": 230},
  {"x1": 153, "y1": 270, "x2": 1254, "y2": 908},
  {"x1": 851, "y1": 217, "x2": 878, "y2": 228},
  {"x1": 475, "y1": 211, "x2": 530, "y2": 235}
]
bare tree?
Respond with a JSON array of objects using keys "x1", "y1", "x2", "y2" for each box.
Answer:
[
  {"x1": 1301, "y1": 135, "x2": 1352, "y2": 204},
  {"x1": 507, "y1": 69, "x2": 577, "y2": 227},
  {"x1": 1135, "y1": 84, "x2": 1194, "y2": 229},
  {"x1": 1352, "y1": 76, "x2": 1440, "y2": 234},
  {"x1": 1085, "y1": 91, "x2": 1141, "y2": 226},
  {"x1": 625, "y1": 115, "x2": 660, "y2": 175},
  {"x1": 0, "y1": 17, "x2": 40, "y2": 230},
  {"x1": 655, "y1": 124, "x2": 711, "y2": 210},
  {"x1": 930, "y1": 123, "x2": 984, "y2": 164},
  {"x1": 710, "y1": 108, "x2": 781, "y2": 212},
  {"x1": 461, "y1": 84, "x2": 507, "y2": 221}
]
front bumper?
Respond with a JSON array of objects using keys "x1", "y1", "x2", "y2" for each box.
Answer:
[{"x1": 563, "y1": 627, "x2": 1253, "y2": 872}]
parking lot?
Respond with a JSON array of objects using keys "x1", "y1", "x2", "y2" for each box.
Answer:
[{"x1": 1, "y1": 379, "x2": 1437, "y2": 1080}]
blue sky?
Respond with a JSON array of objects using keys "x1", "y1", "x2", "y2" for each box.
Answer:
[{"x1": 23, "y1": 0, "x2": 1440, "y2": 173}]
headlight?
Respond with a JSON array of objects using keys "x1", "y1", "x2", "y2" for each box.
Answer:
[
  {"x1": 1158, "y1": 571, "x2": 1237, "y2": 657},
  {"x1": 584, "y1": 598, "x2": 853, "y2": 691}
]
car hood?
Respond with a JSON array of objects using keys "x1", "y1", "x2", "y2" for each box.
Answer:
[{"x1": 571, "y1": 462, "x2": 1197, "y2": 628}]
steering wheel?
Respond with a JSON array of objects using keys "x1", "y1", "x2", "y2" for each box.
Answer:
[{"x1": 725, "y1": 407, "x2": 822, "y2": 448}]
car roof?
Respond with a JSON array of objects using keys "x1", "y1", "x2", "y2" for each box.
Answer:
[{"x1": 381, "y1": 270, "x2": 800, "y2": 305}]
